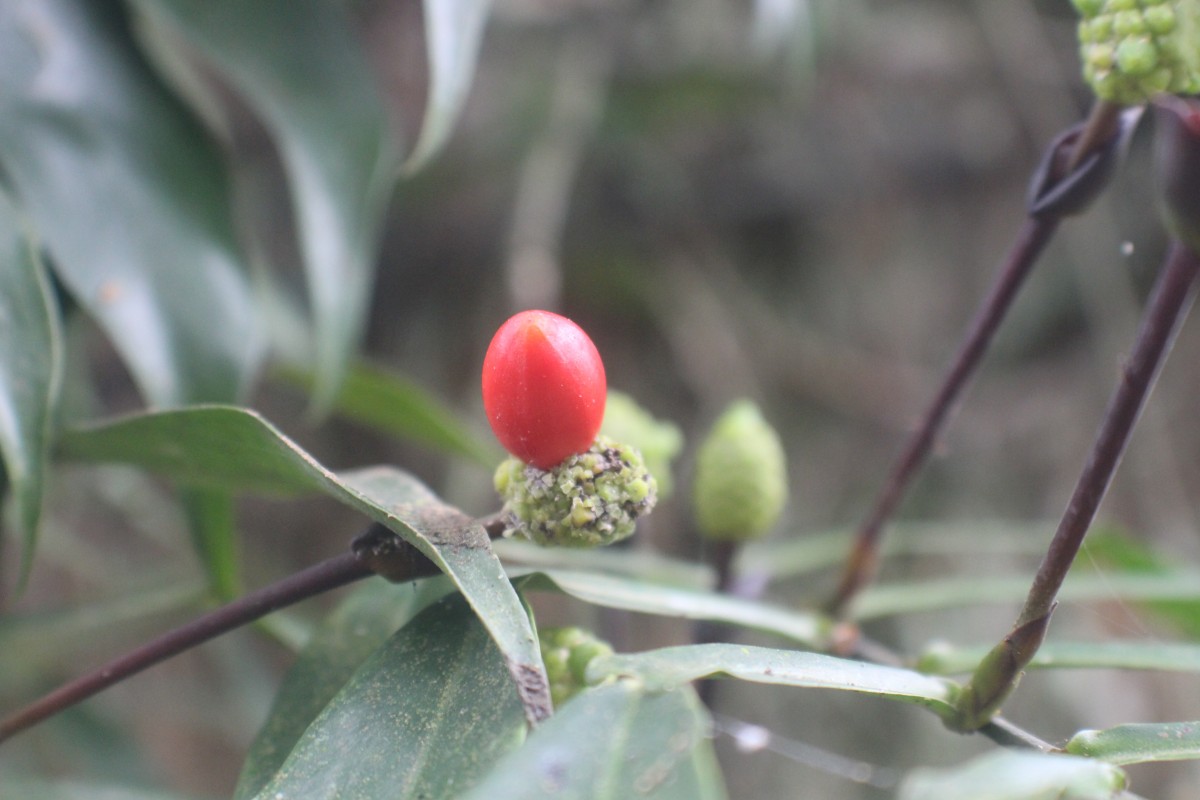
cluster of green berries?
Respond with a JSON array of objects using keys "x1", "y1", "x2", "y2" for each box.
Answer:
[
  {"x1": 494, "y1": 437, "x2": 657, "y2": 548},
  {"x1": 1072, "y1": 0, "x2": 1200, "y2": 104},
  {"x1": 539, "y1": 627, "x2": 613, "y2": 707}
]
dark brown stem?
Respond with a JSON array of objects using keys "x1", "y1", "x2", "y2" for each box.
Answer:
[
  {"x1": 825, "y1": 216, "x2": 1058, "y2": 616},
  {"x1": 1064, "y1": 101, "x2": 1124, "y2": 175},
  {"x1": 956, "y1": 242, "x2": 1200, "y2": 730}
]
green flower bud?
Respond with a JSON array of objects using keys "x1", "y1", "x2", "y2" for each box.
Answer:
[
  {"x1": 1074, "y1": 0, "x2": 1200, "y2": 105},
  {"x1": 539, "y1": 626, "x2": 614, "y2": 707},
  {"x1": 600, "y1": 390, "x2": 684, "y2": 498},
  {"x1": 692, "y1": 400, "x2": 788, "y2": 542},
  {"x1": 494, "y1": 436, "x2": 657, "y2": 547}
]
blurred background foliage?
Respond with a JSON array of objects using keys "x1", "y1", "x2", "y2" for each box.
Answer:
[{"x1": 4, "y1": 0, "x2": 1200, "y2": 797}]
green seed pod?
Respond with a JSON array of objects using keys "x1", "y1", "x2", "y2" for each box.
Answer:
[
  {"x1": 600, "y1": 390, "x2": 684, "y2": 498},
  {"x1": 692, "y1": 400, "x2": 788, "y2": 542},
  {"x1": 539, "y1": 626, "x2": 614, "y2": 707},
  {"x1": 494, "y1": 436, "x2": 657, "y2": 548},
  {"x1": 1073, "y1": 0, "x2": 1200, "y2": 105}
]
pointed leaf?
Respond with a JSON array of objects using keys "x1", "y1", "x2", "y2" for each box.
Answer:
[
  {"x1": 134, "y1": 0, "x2": 401, "y2": 410},
  {"x1": 58, "y1": 405, "x2": 551, "y2": 723},
  {"x1": 519, "y1": 570, "x2": 829, "y2": 648},
  {"x1": 0, "y1": 0, "x2": 261, "y2": 406},
  {"x1": 898, "y1": 751, "x2": 1126, "y2": 800},
  {"x1": 0, "y1": 188, "x2": 61, "y2": 584},
  {"x1": 1067, "y1": 721, "x2": 1200, "y2": 766},
  {"x1": 590, "y1": 644, "x2": 958, "y2": 722},
  {"x1": 250, "y1": 592, "x2": 526, "y2": 800},
  {"x1": 460, "y1": 681, "x2": 727, "y2": 800},
  {"x1": 919, "y1": 640, "x2": 1200, "y2": 676},
  {"x1": 403, "y1": 0, "x2": 493, "y2": 173},
  {"x1": 178, "y1": 487, "x2": 238, "y2": 600},
  {"x1": 276, "y1": 361, "x2": 499, "y2": 466},
  {"x1": 0, "y1": 779, "x2": 200, "y2": 800}
]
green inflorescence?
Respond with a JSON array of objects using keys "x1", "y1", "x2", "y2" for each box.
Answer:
[
  {"x1": 539, "y1": 626, "x2": 614, "y2": 707},
  {"x1": 1073, "y1": 0, "x2": 1200, "y2": 104},
  {"x1": 494, "y1": 436, "x2": 657, "y2": 548},
  {"x1": 692, "y1": 400, "x2": 788, "y2": 542}
]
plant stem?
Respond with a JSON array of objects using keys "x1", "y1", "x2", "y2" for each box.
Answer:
[
  {"x1": 825, "y1": 216, "x2": 1058, "y2": 616},
  {"x1": 956, "y1": 242, "x2": 1200, "y2": 730}
]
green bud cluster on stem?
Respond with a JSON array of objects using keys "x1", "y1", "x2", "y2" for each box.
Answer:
[{"x1": 1073, "y1": 0, "x2": 1200, "y2": 104}]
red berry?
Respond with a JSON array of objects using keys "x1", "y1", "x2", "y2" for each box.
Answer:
[{"x1": 482, "y1": 310, "x2": 607, "y2": 469}]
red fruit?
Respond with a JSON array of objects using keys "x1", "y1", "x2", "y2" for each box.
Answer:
[{"x1": 482, "y1": 310, "x2": 607, "y2": 469}]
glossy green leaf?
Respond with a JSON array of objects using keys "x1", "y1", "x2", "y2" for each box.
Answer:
[
  {"x1": 518, "y1": 570, "x2": 829, "y2": 648},
  {"x1": 0, "y1": 188, "x2": 60, "y2": 585},
  {"x1": 178, "y1": 487, "x2": 238, "y2": 600},
  {"x1": 276, "y1": 361, "x2": 499, "y2": 466},
  {"x1": 134, "y1": 0, "x2": 401, "y2": 410},
  {"x1": 250, "y1": 592, "x2": 526, "y2": 800},
  {"x1": 404, "y1": 0, "x2": 493, "y2": 173},
  {"x1": 0, "y1": 779, "x2": 199, "y2": 800},
  {"x1": 494, "y1": 539, "x2": 712, "y2": 588},
  {"x1": 1067, "y1": 721, "x2": 1200, "y2": 765},
  {"x1": 590, "y1": 644, "x2": 958, "y2": 722},
  {"x1": 0, "y1": 0, "x2": 261, "y2": 407},
  {"x1": 898, "y1": 751, "x2": 1126, "y2": 800},
  {"x1": 236, "y1": 577, "x2": 454, "y2": 798},
  {"x1": 460, "y1": 680, "x2": 727, "y2": 800},
  {"x1": 918, "y1": 640, "x2": 1200, "y2": 676},
  {"x1": 1082, "y1": 526, "x2": 1200, "y2": 638},
  {"x1": 58, "y1": 405, "x2": 551, "y2": 723}
]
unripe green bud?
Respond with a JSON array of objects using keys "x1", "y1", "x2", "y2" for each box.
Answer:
[
  {"x1": 692, "y1": 400, "x2": 788, "y2": 542},
  {"x1": 539, "y1": 626, "x2": 614, "y2": 707},
  {"x1": 1073, "y1": 0, "x2": 1200, "y2": 105},
  {"x1": 600, "y1": 390, "x2": 684, "y2": 498},
  {"x1": 494, "y1": 436, "x2": 657, "y2": 547}
]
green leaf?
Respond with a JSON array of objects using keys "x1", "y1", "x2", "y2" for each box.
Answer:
[
  {"x1": 460, "y1": 680, "x2": 727, "y2": 800},
  {"x1": 898, "y1": 751, "x2": 1127, "y2": 800},
  {"x1": 0, "y1": 0, "x2": 261, "y2": 406},
  {"x1": 276, "y1": 361, "x2": 500, "y2": 467},
  {"x1": 134, "y1": 0, "x2": 401, "y2": 411},
  {"x1": 0, "y1": 187, "x2": 61, "y2": 586},
  {"x1": 589, "y1": 644, "x2": 958, "y2": 722},
  {"x1": 178, "y1": 487, "x2": 238, "y2": 600},
  {"x1": 404, "y1": 0, "x2": 493, "y2": 173},
  {"x1": 519, "y1": 570, "x2": 829, "y2": 648},
  {"x1": 237, "y1": 577, "x2": 456, "y2": 798},
  {"x1": 1067, "y1": 721, "x2": 1200, "y2": 766},
  {"x1": 918, "y1": 640, "x2": 1200, "y2": 676},
  {"x1": 0, "y1": 778, "x2": 200, "y2": 800},
  {"x1": 249, "y1": 591, "x2": 526, "y2": 800},
  {"x1": 58, "y1": 405, "x2": 551, "y2": 723},
  {"x1": 494, "y1": 538, "x2": 712, "y2": 588}
]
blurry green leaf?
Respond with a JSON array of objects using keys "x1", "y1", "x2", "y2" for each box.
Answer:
[
  {"x1": 898, "y1": 751, "x2": 1126, "y2": 800},
  {"x1": 404, "y1": 0, "x2": 492, "y2": 173},
  {"x1": 519, "y1": 570, "x2": 829, "y2": 648},
  {"x1": 236, "y1": 577, "x2": 453, "y2": 798},
  {"x1": 250, "y1": 592, "x2": 526, "y2": 800},
  {"x1": 0, "y1": 0, "x2": 261, "y2": 406},
  {"x1": 277, "y1": 361, "x2": 499, "y2": 466},
  {"x1": 494, "y1": 538, "x2": 712, "y2": 588},
  {"x1": 1067, "y1": 721, "x2": 1200, "y2": 765},
  {"x1": 918, "y1": 640, "x2": 1200, "y2": 676},
  {"x1": 856, "y1": 571, "x2": 1200, "y2": 620},
  {"x1": 58, "y1": 405, "x2": 551, "y2": 723},
  {"x1": 590, "y1": 644, "x2": 958, "y2": 722},
  {"x1": 0, "y1": 779, "x2": 200, "y2": 800},
  {"x1": 1082, "y1": 527, "x2": 1200, "y2": 638},
  {"x1": 178, "y1": 487, "x2": 238, "y2": 601},
  {"x1": 0, "y1": 188, "x2": 60, "y2": 586},
  {"x1": 134, "y1": 0, "x2": 401, "y2": 411},
  {"x1": 460, "y1": 681, "x2": 727, "y2": 800}
]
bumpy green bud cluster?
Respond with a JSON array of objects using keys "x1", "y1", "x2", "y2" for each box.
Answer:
[
  {"x1": 540, "y1": 626, "x2": 614, "y2": 707},
  {"x1": 600, "y1": 390, "x2": 684, "y2": 498},
  {"x1": 1072, "y1": 0, "x2": 1200, "y2": 104},
  {"x1": 692, "y1": 400, "x2": 788, "y2": 542},
  {"x1": 494, "y1": 436, "x2": 657, "y2": 547}
]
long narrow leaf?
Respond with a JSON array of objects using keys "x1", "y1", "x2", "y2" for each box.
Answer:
[{"x1": 1067, "y1": 721, "x2": 1200, "y2": 766}]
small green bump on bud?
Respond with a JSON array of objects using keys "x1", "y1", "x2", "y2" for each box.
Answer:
[
  {"x1": 494, "y1": 436, "x2": 658, "y2": 548},
  {"x1": 540, "y1": 626, "x2": 613, "y2": 707},
  {"x1": 600, "y1": 390, "x2": 684, "y2": 498},
  {"x1": 1086, "y1": 14, "x2": 1115, "y2": 41},
  {"x1": 1145, "y1": 4, "x2": 1177, "y2": 33},
  {"x1": 1074, "y1": 0, "x2": 1107, "y2": 15},
  {"x1": 1113, "y1": 9, "x2": 1147, "y2": 35},
  {"x1": 1116, "y1": 36, "x2": 1158, "y2": 75},
  {"x1": 692, "y1": 400, "x2": 789, "y2": 542}
]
